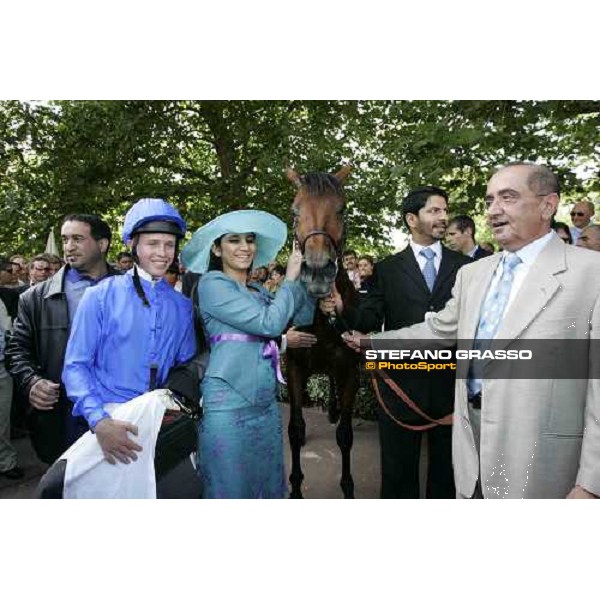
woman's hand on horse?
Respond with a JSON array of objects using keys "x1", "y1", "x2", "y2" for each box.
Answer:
[
  {"x1": 318, "y1": 297, "x2": 335, "y2": 316},
  {"x1": 330, "y1": 283, "x2": 343, "y2": 313},
  {"x1": 319, "y1": 283, "x2": 343, "y2": 317},
  {"x1": 285, "y1": 242, "x2": 303, "y2": 281},
  {"x1": 286, "y1": 326, "x2": 317, "y2": 349}
]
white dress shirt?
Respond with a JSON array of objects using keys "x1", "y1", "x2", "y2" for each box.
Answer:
[
  {"x1": 480, "y1": 230, "x2": 555, "y2": 328},
  {"x1": 570, "y1": 226, "x2": 583, "y2": 245},
  {"x1": 410, "y1": 239, "x2": 442, "y2": 275}
]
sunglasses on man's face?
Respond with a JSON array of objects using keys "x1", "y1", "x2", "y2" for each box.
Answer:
[{"x1": 571, "y1": 211, "x2": 585, "y2": 217}]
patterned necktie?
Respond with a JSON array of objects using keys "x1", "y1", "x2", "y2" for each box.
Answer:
[
  {"x1": 476, "y1": 253, "x2": 522, "y2": 340},
  {"x1": 468, "y1": 252, "x2": 522, "y2": 398},
  {"x1": 420, "y1": 247, "x2": 437, "y2": 292}
]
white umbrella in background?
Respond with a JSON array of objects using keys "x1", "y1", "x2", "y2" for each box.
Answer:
[{"x1": 45, "y1": 227, "x2": 59, "y2": 256}]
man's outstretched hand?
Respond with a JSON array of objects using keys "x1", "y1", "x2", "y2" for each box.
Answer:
[{"x1": 341, "y1": 331, "x2": 370, "y2": 353}]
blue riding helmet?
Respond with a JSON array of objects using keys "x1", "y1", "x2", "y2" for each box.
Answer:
[{"x1": 122, "y1": 198, "x2": 187, "y2": 243}]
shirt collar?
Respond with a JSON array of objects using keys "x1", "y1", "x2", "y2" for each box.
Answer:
[
  {"x1": 506, "y1": 230, "x2": 554, "y2": 267},
  {"x1": 130, "y1": 265, "x2": 163, "y2": 286},
  {"x1": 65, "y1": 266, "x2": 108, "y2": 284},
  {"x1": 410, "y1": 239, "x2": 442, "y2": 259}
]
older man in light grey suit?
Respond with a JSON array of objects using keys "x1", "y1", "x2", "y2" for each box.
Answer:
[{"x1": 343, "y1": 162, "x2": 600, "y2": 499}]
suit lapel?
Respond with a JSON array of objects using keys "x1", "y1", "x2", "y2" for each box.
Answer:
[
  {"x1": 432, "y1": 247, "x2": 459, "y2": 296},
  {"x1": 464, "y1": 253, "x2": 502, "y2": 341},
  {"x1": 396, "y1": 247, "x2": 431, "y2": 295},
  {"x1": 495, "y1": 235, "x2": 566, "y2": 345}
]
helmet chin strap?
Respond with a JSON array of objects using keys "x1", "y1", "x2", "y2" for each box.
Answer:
[
  {"x1": 130, "y1": 238, "x2": 150, "y2": 307},
  {"x1": 132, "y1": 264, "x2": 151, "y2": 308},
  {"x1": 129, "y1": 235, "x2": 180, "y2": 307}
]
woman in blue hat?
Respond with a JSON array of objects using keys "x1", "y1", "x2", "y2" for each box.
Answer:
[
  {"x1": 182, "y1": 210, "x2": 315, "y2": 498},
  {"x1": 63, "y1": 199, "x2": 198, "y2": 467}
]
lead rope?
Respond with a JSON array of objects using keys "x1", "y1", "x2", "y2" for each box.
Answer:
[{"x1": 369, "y1": 368, "x2": 453, "y2": 431}]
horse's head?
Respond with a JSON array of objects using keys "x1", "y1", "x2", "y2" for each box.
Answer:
[{"x1": 287, "y1": 166, "x2": 352, "y2": 298}]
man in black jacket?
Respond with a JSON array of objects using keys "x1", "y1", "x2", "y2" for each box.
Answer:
[
  {"x1": 322, "y1": 186, "x2": 471, "y2": 498},
  {"x1": 5, "y1": 214, "x2": 120, "y2": 464},
  {"x1": 445, "y1": 215, "x2": 493, "y2": 260}
]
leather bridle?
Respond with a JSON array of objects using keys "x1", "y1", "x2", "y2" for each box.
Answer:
[{"x1": 292, "y1": 214, "x2": 345, "y2": 259}]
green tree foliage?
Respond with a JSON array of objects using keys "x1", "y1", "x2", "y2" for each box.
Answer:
[{"x1": 1, "y1": 100, "x2": 598, "y2": 257}]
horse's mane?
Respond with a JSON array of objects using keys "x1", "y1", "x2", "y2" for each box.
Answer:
[{"x1": 301, "y1": 172, "x2": 345, "y2": 198}]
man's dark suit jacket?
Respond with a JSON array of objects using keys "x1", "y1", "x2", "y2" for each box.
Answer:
[
  {"x1": 344, "y1": 245, "x2": 472, "y2": 423},
  {"x1": 473, "y1": 245, "x2": 493, "y2": 261},
  {"x1": 5, "y1": 265, "x2": 121, "y2": 463}
]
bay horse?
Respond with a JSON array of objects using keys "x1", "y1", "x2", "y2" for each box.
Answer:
[{"x1": 285, "y1": 166, "x2": 360, "y2": 499}]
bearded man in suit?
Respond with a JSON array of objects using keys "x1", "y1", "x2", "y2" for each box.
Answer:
[
  {"x1": 323, "y1": 186, "x2": 471, "y2": 498},
  {"x1": 344, "y1": 162, "x2": 600, "y2": 499}
]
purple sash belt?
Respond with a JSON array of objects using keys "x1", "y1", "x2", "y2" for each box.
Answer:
[{"x1": 209, "y1": 333, "x2": 286, "y2": 384}]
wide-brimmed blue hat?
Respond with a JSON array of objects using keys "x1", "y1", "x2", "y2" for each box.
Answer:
[{"x1": 181, "y1": 210, "x2": 288, "y2": 274}]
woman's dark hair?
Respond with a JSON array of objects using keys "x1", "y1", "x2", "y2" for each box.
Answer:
[
  {"x1": 207, "y1": 235, "x2": 255, "y2": 275},
  {"x1": 208, "y1": 236, "x2": 224, "y2": 271}
]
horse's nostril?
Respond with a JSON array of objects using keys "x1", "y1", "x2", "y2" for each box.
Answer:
[
  {"x1": 305, "y1": 255, "x2": 333, "y2": 270},
  {"x1": 308, "y1": 281, "x2": 332, "y2": 298},
  {"x1": 323, "y1": 261, "x2": 337, "y2": 279}
]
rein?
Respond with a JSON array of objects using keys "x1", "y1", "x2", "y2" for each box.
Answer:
[
  {"x1": 293, "y1": 215, "x2": 348, "y2": 334},
  {"x1": 369, "y1": 367, "x2": 453, "y2": 431},
  {"x1": 295, "y1": 227, "x2": 341, "y2": 256},
  {"x1": 291, "y1": 193, "x2": 353, "y2": 336},
  {"x1": 292, "y1": 212, "x2": 345, "y2": 258}
]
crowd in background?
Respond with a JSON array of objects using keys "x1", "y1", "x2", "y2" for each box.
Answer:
[{"x1": 1, "y1": 183, "x2": 599, "y2": 499}]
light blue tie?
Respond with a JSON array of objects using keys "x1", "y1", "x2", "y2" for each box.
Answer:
[
  {"x1": 420, "y1": 247, "x2": 437, "y2": 292},
  {"x1": 468, "y1": 252, "x2": 522, "y2": 398}
]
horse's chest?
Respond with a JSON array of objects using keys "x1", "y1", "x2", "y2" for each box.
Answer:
[{"x1": 289, "y1": 336, "x2": 355, "y2": 376}]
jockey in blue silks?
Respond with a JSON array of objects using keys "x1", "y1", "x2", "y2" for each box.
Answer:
[{"x1": 63, "y1": 198, "x2": 197, "y2": 465}]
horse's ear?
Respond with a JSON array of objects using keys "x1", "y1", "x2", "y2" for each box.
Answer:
[
  {"x1": 286, "y1": 167, "x2": 302, "y2": 189},
  {"x1": 334, "y1": 165, "x2": 352, "y2": 183}
]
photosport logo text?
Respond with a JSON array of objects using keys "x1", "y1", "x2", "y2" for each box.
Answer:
[{"x1": 363, "y1": 349, "x2": 533, "y2": 372}]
